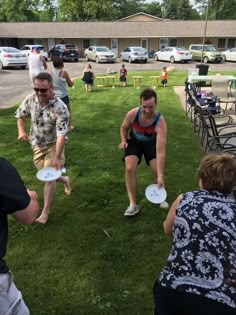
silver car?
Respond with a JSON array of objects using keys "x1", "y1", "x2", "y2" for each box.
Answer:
[
  {"x1": 120, "y1": 47, "x2": 148, "y2": 63},
  {"x1": 0, "y1": 47, "x2": 27, "y2": 70},
  {"x1": 222, "y1": 48, "x2": 236, "y2": 62},
  {"x1": 21, "y1": 45, "x2": 48, "y2": 61},
  {"x1": 154, "y1": 47, "x2": 192, "y2": 63},
  {"x1": 84, "y1": 46, "x2": 116, "y2": 63}
]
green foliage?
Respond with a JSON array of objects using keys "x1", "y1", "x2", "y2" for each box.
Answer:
[
  {"x1": 141, "y1": 1, "x2": 162, "y2": 18},
  {"x1": 1, "y1": 70, "x2": 205, "y2": 314},
  {"x1": 163, "y1": 0, "x2": 199, "y2": 20},
  {"x1": 196, "y1": 0, "x2": 236, "y2": 20}
]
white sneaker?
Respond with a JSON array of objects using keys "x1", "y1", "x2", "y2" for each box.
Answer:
[
  {"x1": 124, "y1": 205, "x2": 140, "y2": 216},
  {"x1": 160, "y1": 201, "x2": 169, "y2": 209}
]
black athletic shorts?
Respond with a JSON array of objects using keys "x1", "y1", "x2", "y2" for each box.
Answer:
[{"x1": 123, "y1": 138, "x2": 156, "y2": 165}]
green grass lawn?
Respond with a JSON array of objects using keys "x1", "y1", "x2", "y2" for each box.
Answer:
[{"x1": 0, "y1": 70, "x2": 212, "y2": 314}]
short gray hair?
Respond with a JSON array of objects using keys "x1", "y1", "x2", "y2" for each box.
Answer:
[{"x1": 33, "y1": 72, "x2": 53, "y2": 86}]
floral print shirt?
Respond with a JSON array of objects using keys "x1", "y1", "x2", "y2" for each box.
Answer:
[
  {"x1": 15, "y1": 94, "x2": 69, "y2": 148},
  {"x1": 159, "y1": 190, "x2": 236, "y2": 309}
]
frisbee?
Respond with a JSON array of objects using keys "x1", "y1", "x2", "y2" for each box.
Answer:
[
  {"x1": 145, "y1": 184, "x2": 167, "y2": 204},
  {"x1": 36, "y1": 167, "x2": 61, "y2": 182}
]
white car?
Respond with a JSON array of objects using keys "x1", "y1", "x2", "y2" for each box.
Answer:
[
  {"x1": 154, "y1": 47, "x2": 192, "y2": 63},
  {"x1": 21, "y1": 45, "x2": 48, "y2": 60},
  {"x1": 84, "y1": 46, "x2": 116, "y2": 63},
  {"x1": 0, "y1": 47, "x2": 28, "y2": 70},
  {"x1": 222, "y1": 48, "x2": 236, "y2": 62},
  {"x1": 120, "y1": 47, "x2": 148, "y2": 63}
]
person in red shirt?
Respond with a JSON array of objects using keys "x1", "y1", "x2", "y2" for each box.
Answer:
[{"x1": 161, "y1": 66, "x2": 168, "y2": 87}]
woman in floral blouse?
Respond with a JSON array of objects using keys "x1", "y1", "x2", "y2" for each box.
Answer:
[{"x1": 153, "y1": 153, "x2": 236, "y2": 315}]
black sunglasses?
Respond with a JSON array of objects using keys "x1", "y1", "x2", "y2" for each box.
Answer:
[{"x1": 34, "y1": 87, "x2": 50, "y2": 93}]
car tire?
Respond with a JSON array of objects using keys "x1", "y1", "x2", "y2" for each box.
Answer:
[
  {"x1": 75, "y1": 58, "x2": 79, "y2": 62},
  {"x1": 203, "y1": 56, "x2": 209, "y2": 64},
  {"x1": 96, "y1": 56, "x2": 100, "y2": 63},
  {"x1": 85, "y1": 55, "x2": 89, "y2": 61},
  {"x1": 128, "y1": 57, "x2": 132, "y2": 63},
  {"x1": 20, "y1": 65, "x2": 27, "y2": 69},
  {"x1": 143, "y1": 59, "x2": 147, "y2": 63},
  {"x1": 170, "y1": 56, "x2": 175, "y2": 63},
  {"x1": 0, "y1": 61, "x2": 3, "y2": 70},
  {"x1": 154, "y1": 55, "x2": 158, "y2": 61}
]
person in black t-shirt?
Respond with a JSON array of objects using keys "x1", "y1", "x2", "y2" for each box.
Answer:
[
  {"x1": 82, "y1": 64, "x2": 94, "y2": 92},
  {"x1": 0, "y1": 157, "x2": 39, "y2": 315}
]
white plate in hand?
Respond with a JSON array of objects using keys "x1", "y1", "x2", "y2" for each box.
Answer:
[
  {"x1": 36, "y1": 167, "x2": 61, "y2": 182},
  {"x1": 145, "y1": 184, "x2": 167, "y2": 204}
]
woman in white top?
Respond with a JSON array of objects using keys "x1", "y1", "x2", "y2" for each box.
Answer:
[{"x1": 50, "y1": 57, "x2": 74, "y2": 130}]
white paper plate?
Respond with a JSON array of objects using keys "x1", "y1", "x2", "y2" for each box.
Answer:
[
  {"x1": 145, "y1": 184, "x2": 167, "y2": 204},
  {"x1": 36, "y1": 167, "x2": 61, "y2": 182}
]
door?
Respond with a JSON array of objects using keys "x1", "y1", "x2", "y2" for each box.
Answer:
[
  {"x1": 48, "y1": 39, "x2": 55, "y2": 51},
  {"x1": 141, "y1": 39, "x2": 148, "y2": 51},
  {"x1": 111, "y1": 39, "x2": 118, "y2": 57}
]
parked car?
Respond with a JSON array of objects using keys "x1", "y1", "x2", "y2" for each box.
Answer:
[
  {"x1": 0, "y1": 47, "x2": 27, "y2": 70},
  {"x1": 189, "y1": 44, "x2": 222, "y2": 63},
  {"x1": 148, "y1": 50, "x2": 156, "y2": 58},
  {"x1": 120, "y1": 47, "x2": 148, "y2": 63},
  {"x1": 48, "y1": 44, "x2": 79, "y2": 62},
  {"x1": 84, "y1": 46, "x2": 116, "y2": 63},
  {"x1": 20, "y1": 44, "x2": 48, "y2": 60},
  {"x1": 222, "y1": 48, "x2": 236, "y2": 62},
  {"x1": 154, "y1": 47, "x2": 192, "y2": 63}
]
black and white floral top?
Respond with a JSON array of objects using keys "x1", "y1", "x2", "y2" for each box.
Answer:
[
  {"x1": 15, "y1": 94, "x2": 69, "y2": 148},
  {"x1": 159, "y1": 190, "x2": 236, "y2": 309}
]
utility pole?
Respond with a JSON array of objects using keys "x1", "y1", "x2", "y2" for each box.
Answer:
[{"x1": 201, "y1": 0, "x2": 209, "y2": 64}]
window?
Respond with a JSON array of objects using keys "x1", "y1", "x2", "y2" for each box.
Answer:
[
  {"x1": 227, "y1": 38, "x2": 236, "y2": 48},
  {"x1": 169, "y1": 38, "x2": 177, "y2": 47},
  {"x1": 90, "y1": 39, "x2": 100, "y2": 46},
  {"x1": 83, "y1": 40, "x2": 90, "y2": 49},
  {"x1": 218, "y1": 38, "x2": 226, "y2": 49}
]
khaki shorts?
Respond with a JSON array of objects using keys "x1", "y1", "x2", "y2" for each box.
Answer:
[{"x1": 33, "y1": 143, "x2": 65, "y2": 170}]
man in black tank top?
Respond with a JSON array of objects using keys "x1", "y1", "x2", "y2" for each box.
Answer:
[{"x1": 118, "y1": 88, "x2": 168, "y2": 216}]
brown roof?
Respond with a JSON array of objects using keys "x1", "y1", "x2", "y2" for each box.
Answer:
[
  {"x1": 117, "y1": 12, "x2": 165, "y2": 22},
  {"x1": 1, "y1": 20, "x2": 236, "y2": 38}
]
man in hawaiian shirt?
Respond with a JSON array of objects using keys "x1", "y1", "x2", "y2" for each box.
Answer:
[{"x1": 15, "y1": 72, "x2": 71, "y2": 224}]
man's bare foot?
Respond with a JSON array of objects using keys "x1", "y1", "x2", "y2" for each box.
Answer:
[
  {"x1": 35, "y1": 211, "x2": 49, "y2": 224},
  {"x1": 64, "y1": 176, "x2": 71, "y2": 195}
]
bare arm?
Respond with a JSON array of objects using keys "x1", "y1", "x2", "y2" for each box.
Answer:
[
  {"x1": 12, "y1": 190, "x2": 39, "y2": 224},
  {"x1": 63, "y1": 71, "x2": 74, "y2": 87},
  {"x1": 53, "y1": 135, "x2": 66, "y2": 170},
  {"x1": 118, "y1": 108, "x2": 137, "y2": 150},
  {"x1": 156, "y1": 117, "x2": 167, "y2": 187},
  {"x1": 40, "y1": 56, "x2": 47, "y2": 70},
  {"x1": 163, "y1": 194, "x2": 183, "y2": 236},
  {"x1": 17, "y1": 117, "x2": 29, "y2": 141}
]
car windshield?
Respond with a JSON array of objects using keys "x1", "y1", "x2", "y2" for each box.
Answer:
[
  {"x1": 176, "y1": 47, "x2": 186, "y2": 51},
  {"x1": 96, "y1": 47, "x2": 110, "y2": 52},
  {"x1": 32, "y1": 46, "x2": 44, "y2": 50},
  {"x1": 133, "y1": 48, "x2": 146, "y2": 52},
  {"x1": 65, "y1": 45, "x2": 77, "y2": 49},
  {"x1": 204, "y1": 46, "x2": 216, "y2": 52},
  {"x1": 2, "y1": 47, "x2": 20, "y2": 53}
]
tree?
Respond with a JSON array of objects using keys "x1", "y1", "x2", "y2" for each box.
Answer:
[
  {"x1": 177, "y1": 0, "x2": 195, "y2": 20},
  {"x1": 112, "y1": 0, "x2": 144, "y2": 20},
  {"x1": 196, "y1": 0, "x2": 236, "y2": 20},
  {"x1": 0, "y1": 0, "x2": 40, "y2": 21},
  {"x1": 141, "y1": 1, "x2": 162, "y2": 18}
]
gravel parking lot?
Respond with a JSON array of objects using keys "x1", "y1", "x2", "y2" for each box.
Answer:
[{"x1": 0, "y1": 58, "x2": 235, "y2": 108}]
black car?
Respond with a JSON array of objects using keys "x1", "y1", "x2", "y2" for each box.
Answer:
[{"x1": 48, "y1": 44, "x2": 79, "y2": 62}]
